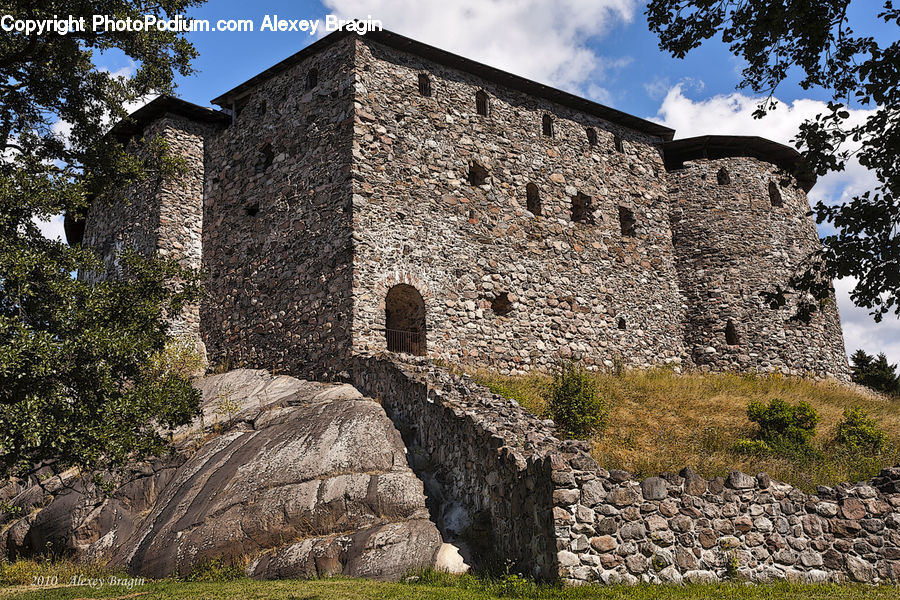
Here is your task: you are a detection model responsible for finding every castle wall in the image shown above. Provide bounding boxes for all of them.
[667,158,849,379]
[349,38,687,373]
[82,115,217,341]
[554,455,900,584]
[200,37,357,380]
[351,355,563,579]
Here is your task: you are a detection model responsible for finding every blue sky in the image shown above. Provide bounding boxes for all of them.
[46,0,899,366]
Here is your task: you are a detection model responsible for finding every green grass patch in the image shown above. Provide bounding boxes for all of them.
[1,574,899,600]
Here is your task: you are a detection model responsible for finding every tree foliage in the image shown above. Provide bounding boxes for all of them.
[646,1,900,322]
[849,348,900,395]
[0,0,205,478]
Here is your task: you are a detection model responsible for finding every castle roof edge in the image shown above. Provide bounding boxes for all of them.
[208,27,676,141]
[662,135,816,191]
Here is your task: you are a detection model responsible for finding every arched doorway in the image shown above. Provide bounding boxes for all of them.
[385,284,426,355]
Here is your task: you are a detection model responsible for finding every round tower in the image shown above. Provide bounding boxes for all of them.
[664,136,849,379]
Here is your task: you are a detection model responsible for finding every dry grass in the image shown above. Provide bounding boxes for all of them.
[470,367,900,492]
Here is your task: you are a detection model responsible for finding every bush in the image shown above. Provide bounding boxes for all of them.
[144,337,206,380]
[732,439,772,455]
[181,557,245,582]
[836,407,888,453]
[547,360,607,439]
[736,398,819,457]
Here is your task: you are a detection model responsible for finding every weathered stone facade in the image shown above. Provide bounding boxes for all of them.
[82,109,225,342]
[80,29,849,380]
[350,40,685,373]
[668,156,848,379]
[199,36,357,380]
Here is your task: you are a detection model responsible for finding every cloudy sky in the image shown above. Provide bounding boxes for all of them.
[42,0,897,365]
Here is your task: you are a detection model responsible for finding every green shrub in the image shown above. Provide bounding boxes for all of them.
[547,360,607,439]
[732,439,771,455]
[736,398,818,457]
[181,557,246,582]
[836,407,888,453]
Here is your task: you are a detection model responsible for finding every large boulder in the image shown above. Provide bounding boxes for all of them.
[2,369,445,580]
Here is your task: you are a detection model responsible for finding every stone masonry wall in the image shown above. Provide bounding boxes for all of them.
[554,463,900,585]
[83,115,220,341]
[349,38,687,374]
[351,355,576,580]
[667,158,849,380]
[352,357,900,585]
[200,36,357,380]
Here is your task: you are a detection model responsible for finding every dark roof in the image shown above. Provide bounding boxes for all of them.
[661,135,816,191]
[211,28,676,141]
[109,96,229,140]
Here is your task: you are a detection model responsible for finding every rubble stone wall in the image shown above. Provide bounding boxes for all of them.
[349,38,687,374]
[554,463,900,585]
[667,157,850,380]
[351,355,571,579]
[351,356,900,585]
[200,36,358,380]
[82,115,220,341]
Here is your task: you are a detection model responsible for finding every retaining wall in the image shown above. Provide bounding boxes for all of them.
[353,356,900,584]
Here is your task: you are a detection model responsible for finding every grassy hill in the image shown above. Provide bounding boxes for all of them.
[470,367,900,492]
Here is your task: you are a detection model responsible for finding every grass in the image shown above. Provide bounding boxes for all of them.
[469,367,900,492]
[1,565,899,600]
[0,558,124,588]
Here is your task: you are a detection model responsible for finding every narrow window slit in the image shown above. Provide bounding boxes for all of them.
[571,192,594,224]
[725,319,740,345]
[542,114,553,137]
[418,74,431,97]
[618,206,636,236]
[468,161,489,186]
[491,292,513,316]
[475,90,488,116]
[526,183,541,216]
[769,181,783,207]
[305,68,318,90]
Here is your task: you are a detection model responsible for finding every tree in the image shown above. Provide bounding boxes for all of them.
[849,349,900,395]
[646,1,900,322]
[0,1,205,478]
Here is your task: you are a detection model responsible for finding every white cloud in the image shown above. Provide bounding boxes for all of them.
[323,0,639,94]
[654,84,871,146]
[33,214,66,242]
[653,84,896,363]
[40,61,151,242]
[834,277,900,368]
[51,61,149,148]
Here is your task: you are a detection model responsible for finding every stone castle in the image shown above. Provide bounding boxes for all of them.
[68,27,849,381]
[40,29,900,587]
